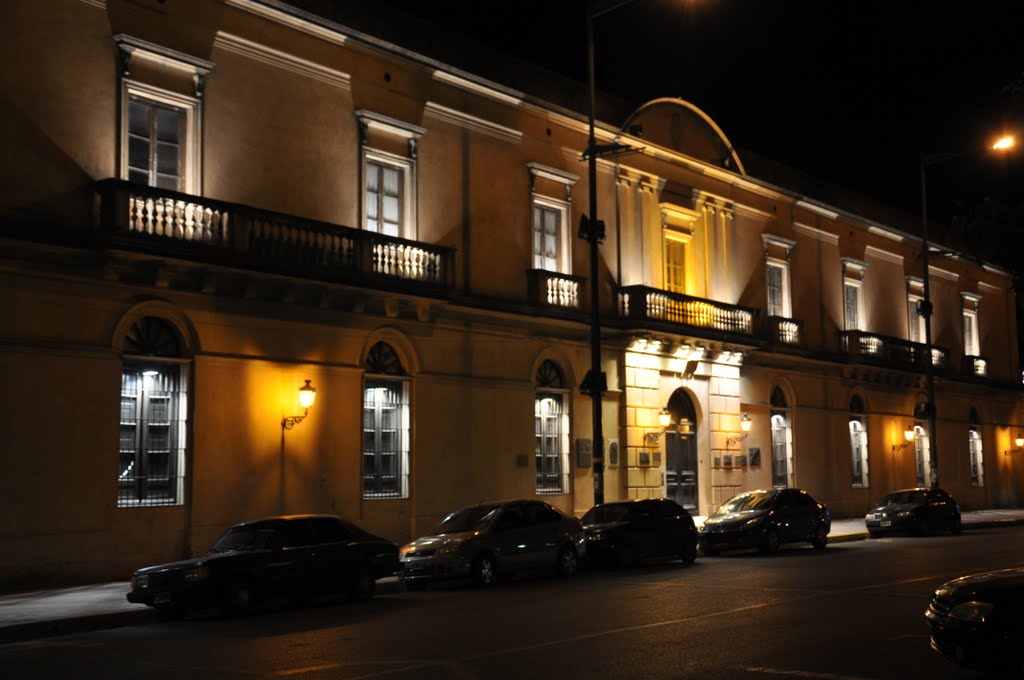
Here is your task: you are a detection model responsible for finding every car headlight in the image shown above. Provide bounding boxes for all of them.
[399,545,417,558]
[183,566,210,582]
[949,601,993,624]
[132,574,148,589]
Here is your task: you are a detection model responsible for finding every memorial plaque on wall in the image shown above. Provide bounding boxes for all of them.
[576,438,593,468]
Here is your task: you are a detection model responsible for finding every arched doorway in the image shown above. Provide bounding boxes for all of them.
[665,389,698,510]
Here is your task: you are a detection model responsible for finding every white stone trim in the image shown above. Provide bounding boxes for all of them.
[213,32,350,90]
[865,245,903,265]
[356,109,427,141]
[868,226,905,243]
[928,265,959,282]
[979,281,1003,294]
[795,200,838,220]
[528,162,579,187]
[793,222,840,245]
[424,102,522,144]
[224,0,348,46]
[431,70,523,106]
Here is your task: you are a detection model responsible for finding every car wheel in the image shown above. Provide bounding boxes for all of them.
[471,553,497,587]
[810,525,828,550]
[760,528,780,554]
[680,538,698,564]
[950,515,962,535]
[557,545,578,577]
[224,582,254,615]
[348,567,376,601]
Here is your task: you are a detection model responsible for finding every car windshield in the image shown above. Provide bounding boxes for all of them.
[717,491,776,514]
[582,504,631,524]
[431,505,500,535]
[880,490,926,505]
[208,524,280,554]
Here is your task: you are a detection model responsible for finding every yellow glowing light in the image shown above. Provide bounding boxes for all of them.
[993,135,1015,151]
[740,413,752,432]
[1015,434,1024,448]
[904,426,915,442]
[298,379,317,409]
[658,408,672,428]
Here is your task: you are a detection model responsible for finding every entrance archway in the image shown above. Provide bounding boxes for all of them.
[665,389,699,510]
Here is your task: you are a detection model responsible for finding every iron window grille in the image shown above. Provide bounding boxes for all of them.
[535,360,569,494]
[362,342,410,499]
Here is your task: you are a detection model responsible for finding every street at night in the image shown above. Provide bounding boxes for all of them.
[5,528,1022,679]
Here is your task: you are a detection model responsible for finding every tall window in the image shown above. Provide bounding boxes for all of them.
[963,310,979,356]
[843,282,862,331]
[849,395,869,487]
[127,96,184,190]
[365,159,402,236]
[362,342,410,499]
[907,278,925,343]
[533,200,567,272]
[914,402,931,488]
[766,261,789,317]
[119,317,188,507]
[770,387,794,488]
[969,408,984,487]
[535,360,570,494]
[664,232,688,294]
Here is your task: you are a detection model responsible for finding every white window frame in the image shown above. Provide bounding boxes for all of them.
[363,148,415,239]
[535,390,570,494]
[849,417,869,488]
[969,427,984,487]
[120,80,201,194]
[361,376,411,500]
[766,257,791,318]
[843,281,863,332]
[963,309,980,357]
[914,423,932,488]
[532,194,571,274]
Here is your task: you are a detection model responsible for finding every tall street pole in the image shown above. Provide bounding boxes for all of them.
[919,154,939,490]
[585,0,605,505]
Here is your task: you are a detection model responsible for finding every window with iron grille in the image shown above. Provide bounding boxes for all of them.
[770,387,793,488]
[849,395,869,487]
[362,342,410,499]
[365,159,402,236]
[535,360,569,494]
[118,316,188,508]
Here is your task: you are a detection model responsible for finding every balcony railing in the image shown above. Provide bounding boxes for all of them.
[527,269,585,311]
[766,316,803,346]
[962,355,988,377]
[619,285,757,338]
[840,330,949,370]
[95,179,454,291]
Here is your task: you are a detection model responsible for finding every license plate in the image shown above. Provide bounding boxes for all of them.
[154,592,172,605]
[881,520,892,527]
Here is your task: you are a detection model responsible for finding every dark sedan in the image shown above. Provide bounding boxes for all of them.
[127,514,398,619]
[582,498,698,568]
[698,488,830,555]
[865,487,961,537]
[398,499,585,588]
[926,568,1024,674]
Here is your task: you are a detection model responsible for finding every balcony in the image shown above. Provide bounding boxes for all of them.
[765,316,803,346]
[619,285,758,340]
[94,179,454,293]
[839,330,949,371]
[527,269,585,313]
[962,355,988,378]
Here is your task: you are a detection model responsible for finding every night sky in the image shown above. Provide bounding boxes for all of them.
[354,0,1024,265]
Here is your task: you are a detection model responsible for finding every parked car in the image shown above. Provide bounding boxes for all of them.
[698,488,830,555]
[398,499,585,588]
[926,567,1024,674]
[126,514,398,619]
[864,487,961,537]
[581,498,698,568]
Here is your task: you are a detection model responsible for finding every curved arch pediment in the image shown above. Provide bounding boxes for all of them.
[622,98,744,175]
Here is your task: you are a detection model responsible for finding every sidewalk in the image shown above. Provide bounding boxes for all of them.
[3,508,1024,645]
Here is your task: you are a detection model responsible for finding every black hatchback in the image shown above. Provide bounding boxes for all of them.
[865,487,961,537]
[581,498,698,568]
[699,488,830,555]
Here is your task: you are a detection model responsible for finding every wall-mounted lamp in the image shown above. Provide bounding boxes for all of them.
[644,408,674,445]
[282,379,317,430]
[892,425,916,453]
[1005,433,1024,457]
[726,413,752,446]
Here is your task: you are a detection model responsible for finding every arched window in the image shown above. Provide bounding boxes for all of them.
[362,342,410,499]
[119,316,189,507]
[849,395,869,487]
[535,360,569,494]
[770,387,793,488]
[969,408,984,487]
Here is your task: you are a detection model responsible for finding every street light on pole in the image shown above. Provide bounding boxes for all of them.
[918,133,1015,490]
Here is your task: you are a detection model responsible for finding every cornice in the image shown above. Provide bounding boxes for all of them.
[793,222,840,245]
[424,102,522,145]
[431,70,523,107]
[224,0,347,46]
[795,200,838,220]
[929,265,959,282]
[865,245,904,266]
[213,32,350,89]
